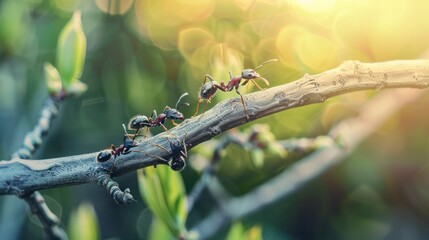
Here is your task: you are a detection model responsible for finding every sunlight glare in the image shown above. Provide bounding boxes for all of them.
[289,0,336,12]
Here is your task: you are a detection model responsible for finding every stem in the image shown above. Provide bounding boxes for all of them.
[8,97,67,240]
[0,60,428,195]
[191,88,425,239]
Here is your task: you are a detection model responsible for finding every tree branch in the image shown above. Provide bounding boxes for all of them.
[1,60,428,196]
[186,130,334,214]
[191,87,426,239]
[7,97,68,240]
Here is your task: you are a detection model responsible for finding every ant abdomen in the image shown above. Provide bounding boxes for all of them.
[170,158,186,171]
[128,115,150,130]
[97,150,112,162]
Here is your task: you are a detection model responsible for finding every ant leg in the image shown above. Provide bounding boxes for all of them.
[181,133,188,158]
[250,79,264,90]
[160,123,180,140]
[127,127,147,141]
[150,140,171,153]
[198,100,209,120]
[235,88,249,119]
[242,79,264,91]
[193,97,202,117]
[110,144,116,152]
[130,126,141,140]
[140,127,149,139]
[144,153,170,164]
[193,74,213,117]
[229,70,233,80]
[144,133,172,154]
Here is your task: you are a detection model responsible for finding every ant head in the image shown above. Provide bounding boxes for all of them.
[165,92,189,120]
[128,115,150,130]
[241,69,260,80]
[242,59,278,80]
[165,107,184,120]
[200,81,218,100]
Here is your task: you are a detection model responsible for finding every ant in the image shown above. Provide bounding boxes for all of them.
[128,93,189,139]
[97,125,138,162]
[193,59,278,118]
[169,137,188,171]
[149,134,188,171]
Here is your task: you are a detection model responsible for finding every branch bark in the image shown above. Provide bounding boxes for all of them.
[192,87,425,239]
[1,60,428,195]
[6,97,68,239]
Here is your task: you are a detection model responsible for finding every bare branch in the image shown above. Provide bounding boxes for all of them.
[24,191,68,240]
[191,87,426,239]
[96,174,136,204]
[0,60,428,195]
[7,97,67,240]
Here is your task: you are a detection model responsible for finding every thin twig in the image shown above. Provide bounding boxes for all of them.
[187,132,244,212]
[9,97,67,240]
[186,131,335,213]
[24,191,68,240]
[0,60,428,195]
[96,174,136,204]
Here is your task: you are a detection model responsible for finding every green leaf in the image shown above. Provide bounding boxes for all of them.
[138,166,187,238]
[66,80,88,96]
[245,225,263,240]
[266,142,288,159]
[250,149,265,167]
[149,218,176,240]
[227,222,263,240]
[68,203,99,240]
[44,62,62,95]
[226,222,246,240]
[56,10,86,89]
[0,1,27,52]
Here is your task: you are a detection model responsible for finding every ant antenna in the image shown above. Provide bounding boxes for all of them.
[122,124,133,139]
[122,124,128,135]
[253,59,278,71]
[123,123,140,141]
[175,92,190,110]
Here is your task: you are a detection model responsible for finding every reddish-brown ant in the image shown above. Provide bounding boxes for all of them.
[128,93,189,139]
[97,125,138,162]
[193,59,277,118]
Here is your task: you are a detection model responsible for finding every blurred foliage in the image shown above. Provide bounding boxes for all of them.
[226,222,263,240]
[55,10,87,95]
[137,165,188,238]
[68,203,99,240]
[0,0,428,239]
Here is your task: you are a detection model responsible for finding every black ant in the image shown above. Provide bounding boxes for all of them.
[169,137,188,171]
[97,125,138,162]
[128,93,189,139]
[193,59,277,118]
[149,134,188,171]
